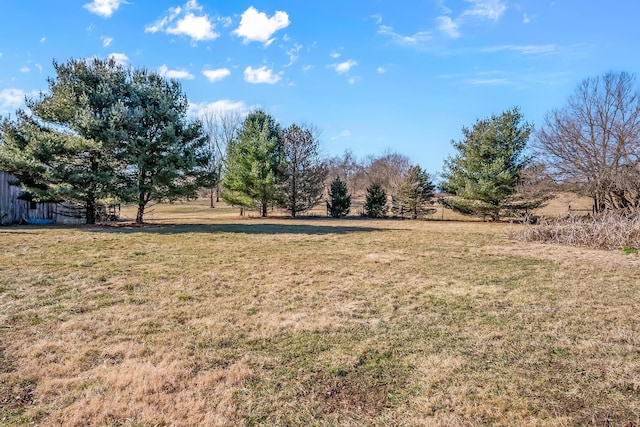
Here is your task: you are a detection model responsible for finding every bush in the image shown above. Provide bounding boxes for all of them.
[512,210,640,249]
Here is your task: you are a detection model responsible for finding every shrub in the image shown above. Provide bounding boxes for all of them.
[512,210,640,249]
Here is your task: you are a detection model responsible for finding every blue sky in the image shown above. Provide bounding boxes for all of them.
[1,1,639,175]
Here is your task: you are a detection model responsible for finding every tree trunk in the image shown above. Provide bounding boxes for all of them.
[261,202,267,217]
[291,177,296,218]
[136,192,146,224]
[210,187,214,208]
[136,206,144,224]
[86,162,98,225]
[85,197,96,225]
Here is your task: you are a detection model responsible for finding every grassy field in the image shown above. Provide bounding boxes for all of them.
[1,200,639,426]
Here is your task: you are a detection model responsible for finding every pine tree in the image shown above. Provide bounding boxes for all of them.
[0,58,129,224]
[327,176,351,218]
[391,165,435,219]
[281,123,327,217]
[364,182,388,218]
[440,107,534,221]
[119,69,206,224]
[0,58,207,224]
[222,110,285,217]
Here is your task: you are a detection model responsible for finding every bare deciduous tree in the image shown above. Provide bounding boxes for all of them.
[364,151,411,196]
[200,110,241,207]
[326,150,411,198]
[326,150,367,197]
[536,71,640,211]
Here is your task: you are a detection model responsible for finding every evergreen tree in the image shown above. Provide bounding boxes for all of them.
[364,182,388,218]
[391,165,435,219]
[119,69,207,224]
[440,107,534,221]
[0,58,129,224]
[0,58,207,224]
[281,123,327,217]
[327,176,351,218]
[222,110,285,217]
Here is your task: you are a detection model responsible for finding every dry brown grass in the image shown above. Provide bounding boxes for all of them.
[1,200,639,426]
[514,210,640,250]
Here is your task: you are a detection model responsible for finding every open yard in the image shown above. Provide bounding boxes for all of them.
[1,201,639,426]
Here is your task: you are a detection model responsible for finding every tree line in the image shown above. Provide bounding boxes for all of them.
[2,58,640,224]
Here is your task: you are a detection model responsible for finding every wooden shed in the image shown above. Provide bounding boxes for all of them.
[0,172,85,225]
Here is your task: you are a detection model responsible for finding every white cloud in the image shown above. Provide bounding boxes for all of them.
[158,65,194,80]
[146,0,219,42]
[463,0,507,21]
[168,13,218,41]
[189,99,250,117]
[244,66,281,84]
[329,50,342,59]
[378,25,432,46]
[285,44,302,67]
[35,64,43,74]
[20,67,30,73]
[108,52,129,66]
[482,44,556,55]
[40,37,46,43]
[377,67,387,74]
[218,16,233,28]
[330,59,357,74]
[302,65,312,72]
[202,68,231,82]
[83,0,127,18]
[437,16,461,38]
[438,0,453,14]
[0,88,27,112]
[233,6,290,44]
[348,77,360,85]
[102,36,113,47]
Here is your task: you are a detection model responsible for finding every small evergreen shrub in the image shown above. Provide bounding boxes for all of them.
[327,177,351,218]
[364,183,388,218]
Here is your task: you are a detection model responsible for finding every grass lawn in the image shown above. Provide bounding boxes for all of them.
[1,200,639,426]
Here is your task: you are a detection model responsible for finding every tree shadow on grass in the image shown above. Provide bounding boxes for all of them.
[83,221,398,235]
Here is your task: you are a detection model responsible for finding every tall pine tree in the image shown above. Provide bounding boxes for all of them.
[119,69,206,224]
[281,123,327,217]
[391,165,435,219]
[0,58,207,224]
[222,110,285,217]
[440,107,534,221]
[0,58,129,224]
